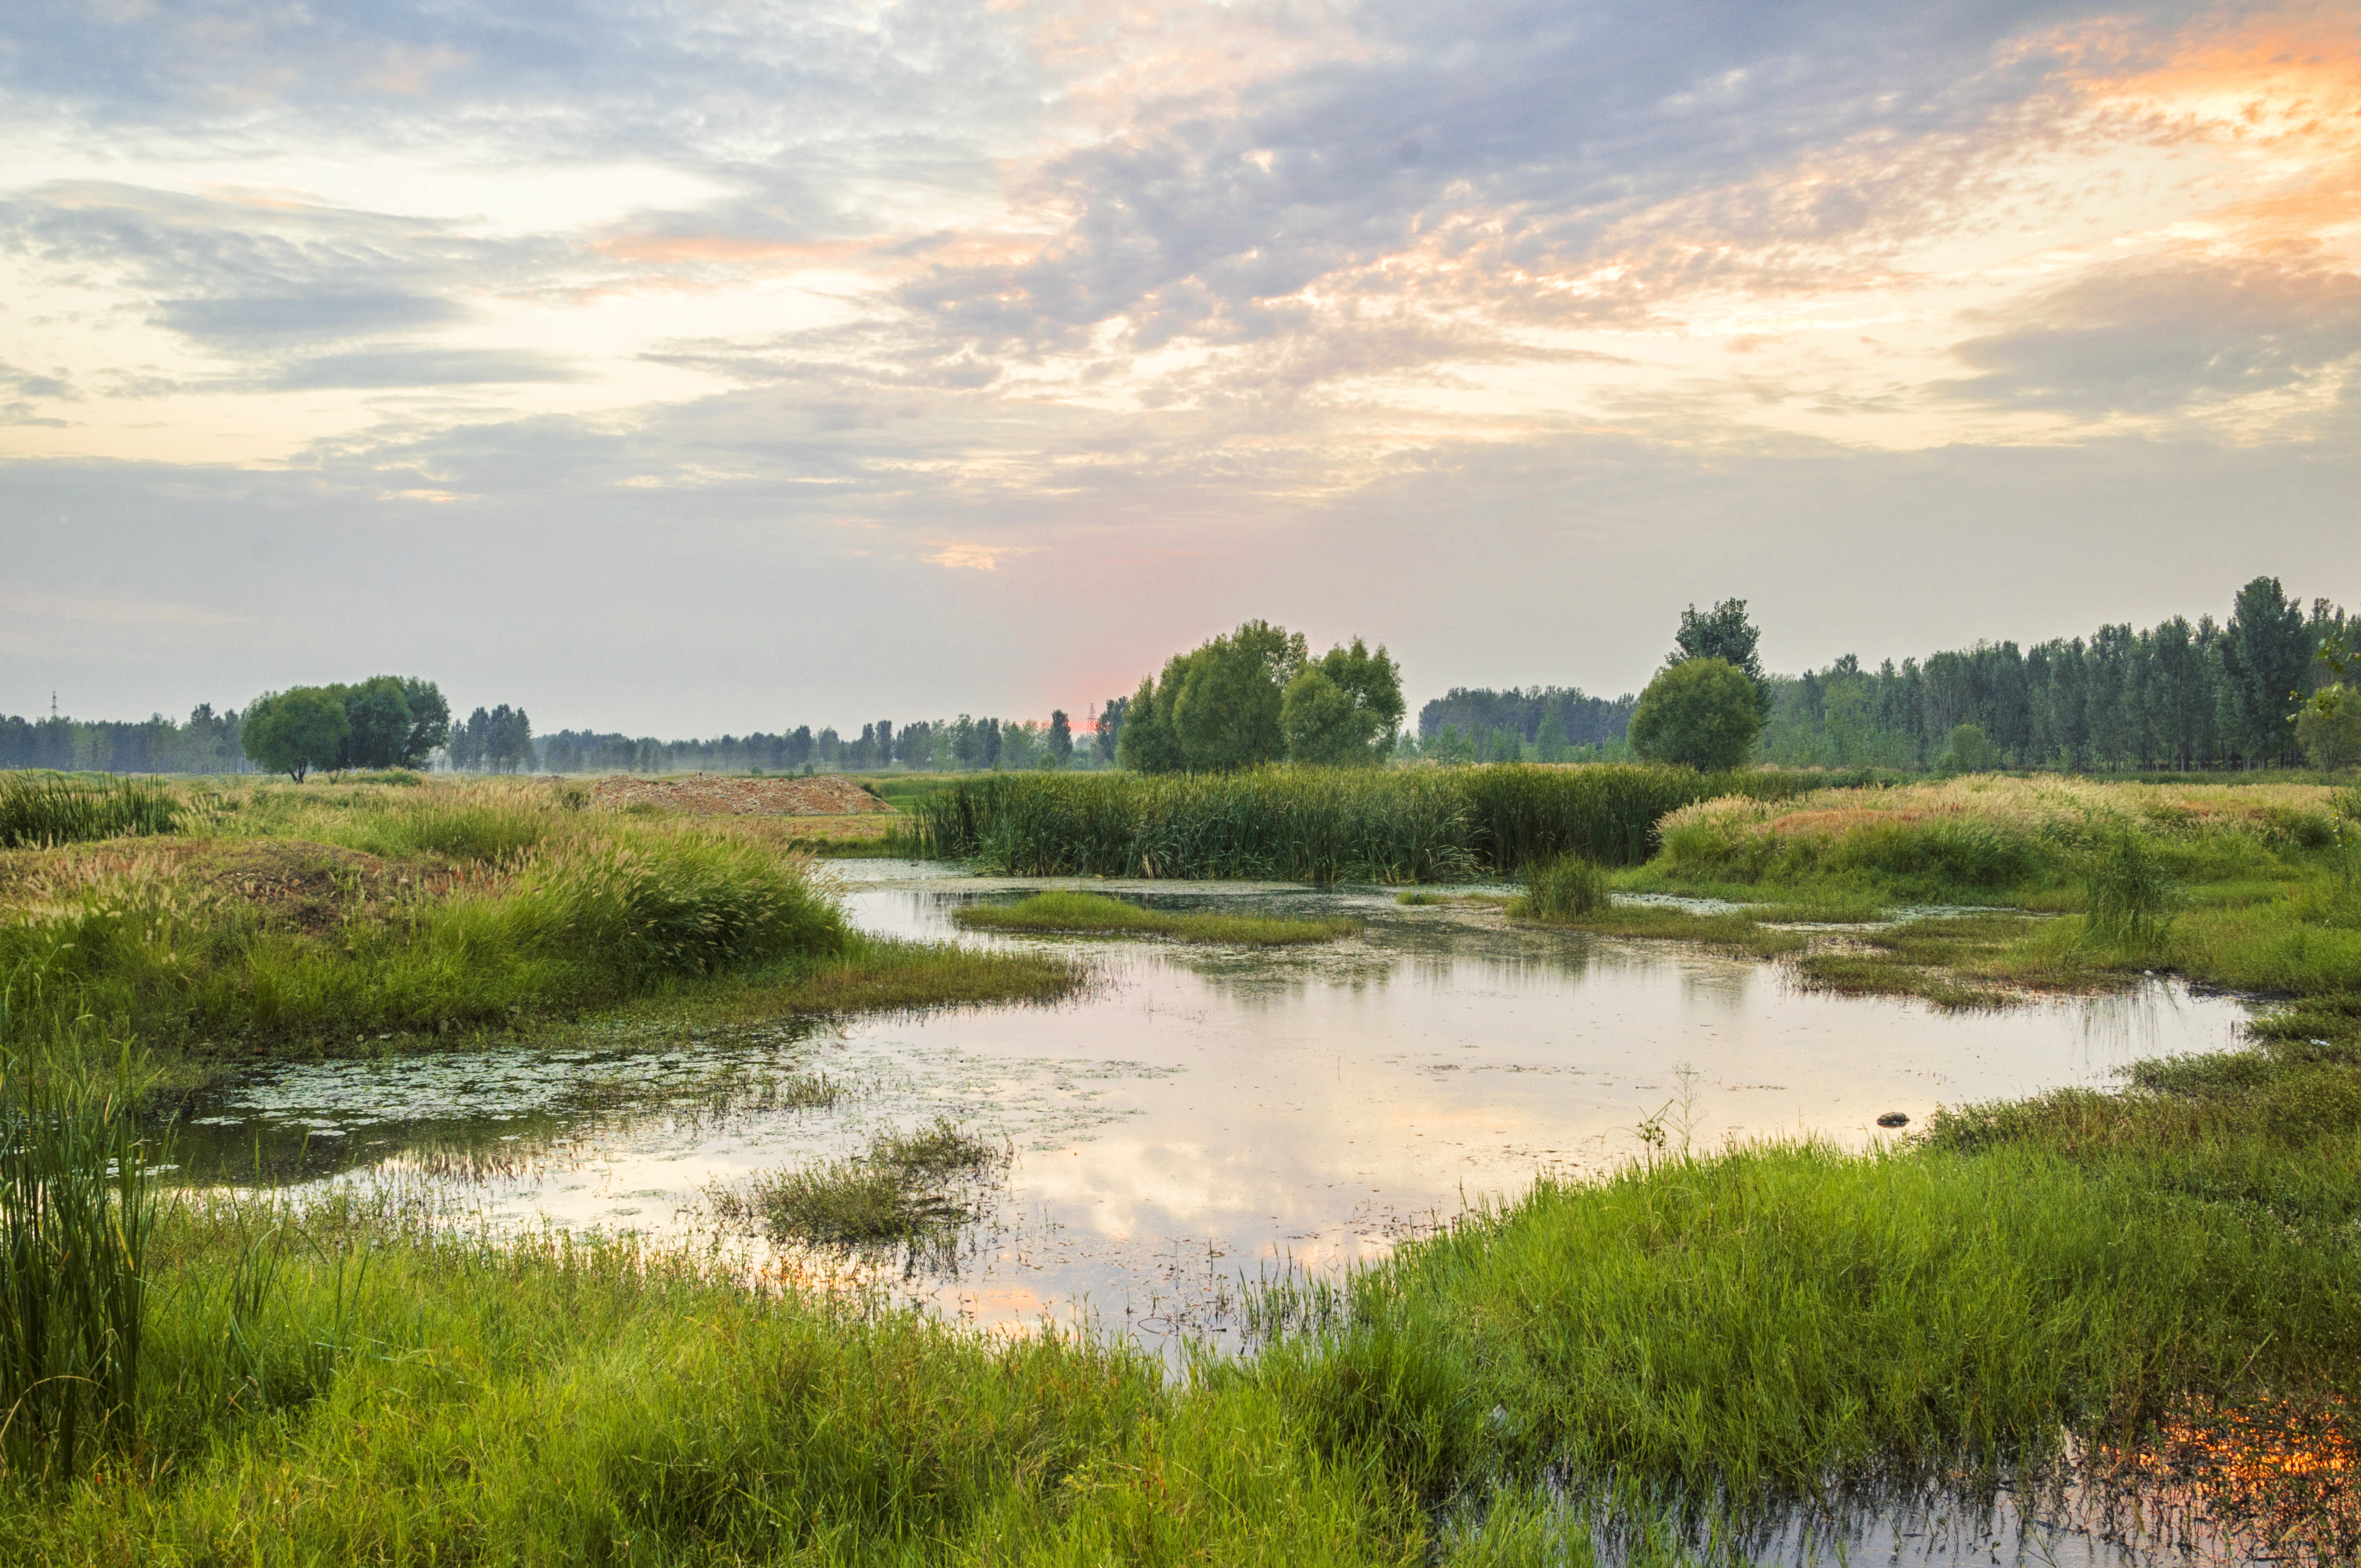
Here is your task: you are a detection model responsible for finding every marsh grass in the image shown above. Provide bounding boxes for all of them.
[715,1118,1009,1245]
[1512,855,1608,920]
[2077,829,2181,953]
[0,777,178,851]
[953,891,1360,946]
[0,1004,161,1484]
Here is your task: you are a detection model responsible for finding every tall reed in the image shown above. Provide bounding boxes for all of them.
[911,765,1808,882]
[2079,830,2180,952]
[0,776,179,850]
[0,999,161,1483]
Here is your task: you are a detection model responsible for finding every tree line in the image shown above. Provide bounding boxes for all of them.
[1418,577,2355,773]
[1762,576,2353,771]
[534,712,1104,775]
[0,706,255,774]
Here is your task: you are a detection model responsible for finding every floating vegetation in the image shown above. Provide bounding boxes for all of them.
[953,890,1359,946]
[714,1118,1008,1245]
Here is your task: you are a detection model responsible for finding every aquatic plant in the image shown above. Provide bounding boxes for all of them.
[0,776,179,850]
[1517,855,1608,919]
[717,1117,1006,1244]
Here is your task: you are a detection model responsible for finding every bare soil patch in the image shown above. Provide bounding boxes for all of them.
[590,774,893,817]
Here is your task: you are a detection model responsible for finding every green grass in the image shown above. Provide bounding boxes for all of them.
[909,765,1825,882]
[0,784,1085,1083]
[1509,854,1607,920]
[952,890,1361,946]
[714,1118,1007,1245]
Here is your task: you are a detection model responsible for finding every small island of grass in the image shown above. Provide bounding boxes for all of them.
[953,889,1359,946]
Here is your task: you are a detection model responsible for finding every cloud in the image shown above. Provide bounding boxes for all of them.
[156,291,468,347]
[1941,256,2361,416]
[271,345,583,389]
[924,543,1038,571]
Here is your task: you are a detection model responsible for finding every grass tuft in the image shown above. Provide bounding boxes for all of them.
[715,1118,1007,1244]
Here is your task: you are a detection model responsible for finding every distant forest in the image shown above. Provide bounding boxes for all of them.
[0,707,255,774]
[1417,577,2351,772]
[534,712,1113,775]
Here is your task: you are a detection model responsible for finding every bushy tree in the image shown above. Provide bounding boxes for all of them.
[1120,623,1398,772]
[1047,710,1074,765]
[1628,658,1761,771]
[1670,599,1772,718]
[242,688,350,781]
[1171,621,1304,770]
[397,678,450,767]
[336,676,413,770]
[1933,723,2001,775]
[2296,699,2361,771]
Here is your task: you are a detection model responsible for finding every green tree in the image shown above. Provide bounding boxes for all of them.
[1628,659,1762,771]
[2295,700,2361,771]
[1047,710,1074,766]
[2221,576,2311,766]
[1933,723,2001,775]
[336,676,414,770]
[1536,709,1569,763]
[1116,672,1184,772]
[242,688,350,781]
[1279,668,1363,765]
[1669,599,1772,718]
[398,678,450,767]
[1172,621,1306,770]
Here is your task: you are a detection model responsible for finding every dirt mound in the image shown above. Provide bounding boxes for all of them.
[589,774,894,817]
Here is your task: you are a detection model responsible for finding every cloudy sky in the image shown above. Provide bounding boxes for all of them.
[3,0,2356,734]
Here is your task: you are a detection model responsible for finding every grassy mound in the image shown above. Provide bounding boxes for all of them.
[954,890,1360,946]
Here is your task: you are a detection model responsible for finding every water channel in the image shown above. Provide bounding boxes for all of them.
[170,861,2283,1564]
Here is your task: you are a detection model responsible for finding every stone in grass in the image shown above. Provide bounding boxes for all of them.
[1875,1111,1910,1128]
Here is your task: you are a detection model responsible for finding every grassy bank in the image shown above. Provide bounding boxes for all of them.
[1576,774,2361,1007]
[908,764,1874,882]
[954,890,1362,946]
[4,1026,2355,1560]
[0,776,1078,1082]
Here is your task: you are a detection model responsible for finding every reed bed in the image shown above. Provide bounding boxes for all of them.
[0,777,178,850]
[911,765,1816,882]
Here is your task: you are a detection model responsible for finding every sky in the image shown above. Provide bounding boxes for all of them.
[3,0,2357,735]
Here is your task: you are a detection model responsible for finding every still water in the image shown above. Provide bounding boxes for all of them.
[177,860,2252,1346]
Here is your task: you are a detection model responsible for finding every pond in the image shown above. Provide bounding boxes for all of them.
[174,860,2251,1349]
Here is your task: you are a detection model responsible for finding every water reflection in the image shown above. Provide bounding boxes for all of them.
[174,861,2256,1350]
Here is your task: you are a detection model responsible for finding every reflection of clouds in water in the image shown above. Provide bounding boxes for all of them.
[181,862,2258,1346]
